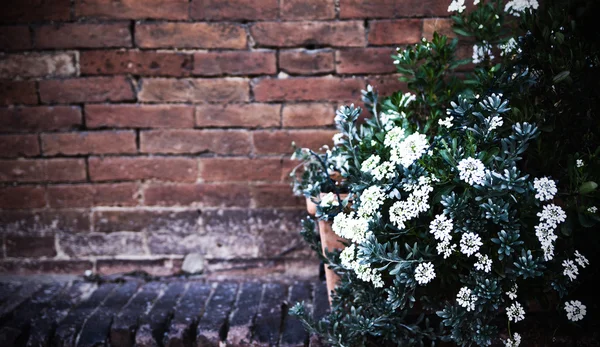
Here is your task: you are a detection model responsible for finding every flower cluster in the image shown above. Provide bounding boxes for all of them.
[332,212,370,244]
[535,203,567,261]
[390,132,429,168]
[414,262,436,285]
[504,0,539,16]
[457,158,486,186]
[456,287,477,312]
[506,302,525,323]
[389,180,433,229]
[340,245,384,288]
[460,232,483,257]
[357,186,386,218]
[504,332,522,347]
[533,177,557,201]
[565,300,587,322]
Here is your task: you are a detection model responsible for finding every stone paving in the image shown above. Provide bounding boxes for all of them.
[0,275,329,347]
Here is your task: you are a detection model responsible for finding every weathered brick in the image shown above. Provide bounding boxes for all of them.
[253,130,336,154]
[140,129,251,155]
[396,0,449,17]
[251,184,304,208]
[423,18,456,40]
[35,23,132,49]
[60,232,145,257]
[248,209,307,258]
[0,210,90,234]
[89,156,197,182]
[368,19,423,45]
[312,282,329,320]
[39,77,135,104]
[164,282,212,347]
[200,210,262,258]
[98,259,181,276]
[196,282,238,346]
[199,157,283,182]
[253,77,364,102]
[0,106,82,132]
[86,104,194,129]
[0,26,32,51]
[0,134,40,157]
[0,52,77,79]
[339,0,396,18]
[80,50,193,76]
[281,0,336,20]
[41,131,137,156]
[0,282,43,323]
[0,158,86,183]
[191,0,278,20]
[282,103,335,127]
[143,183,250,207]
[0,259,93,275]
[138,78,249,103]
[251,21,366,47]
[0,186,46,209]
[0,0,70,23]
[253,283,287,345]
[75,0,189,20]
[0,81,37,105]
[47,183,139,208]
[281,282,312,345]
[135,282,185,346]
[336,48,396,74]
[195,104,280,128]
[193,51,276,76]
[136,23,247,49]
[279,49,335,75]
[367,74,408,96]
[6,235,56,258]
[227,282,262,346]
[93,210,200,233]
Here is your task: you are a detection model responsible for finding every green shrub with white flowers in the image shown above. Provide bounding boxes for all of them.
[290,0,599,345]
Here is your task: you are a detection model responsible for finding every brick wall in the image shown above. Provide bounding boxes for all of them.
[0,0,453,277]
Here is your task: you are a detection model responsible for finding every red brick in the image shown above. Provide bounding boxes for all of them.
[136,23,247,49]
[0,186,46,209]
[336,48,396,74]
[60,233,144,256]
[0,26,32,51]
[41,131,137,156]
[138,78,249,103]
[199,158,283,182]
[339,0,396,19]
[396,0,449,17]
[93,210,199,233]
[423,18,456,40]
[282,103,334,128]
[251,184,304,208]
[0,134,40,157]
[80,50,193,77]
[253,77,364,102]
[0,106,82,132]
[253,130,336,154]
[0,260,94,275]
[251,21,366,48]
[140,130,251,155]
[0,0,70,23]
[0,210,90,234]
[35,23,132,49]
[195,104,280,128]
[0,81,38,106]
[0,159,86,183]
[368,20,423,45]
[367,74,408,96]
[89,156,197,182]
[193,51,276,76]
[96,259,180,276]
[39,77,135,104]
[144,183,251,207]
[191,0,278,20]
[75,0,189,20]
[280,0,336,20]
[86,104,194,129]
[6,236,56,258]
[279,50,334,75]
[0,52,77,79]
[47,183,139,208]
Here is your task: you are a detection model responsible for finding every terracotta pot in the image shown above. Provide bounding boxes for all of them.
[306,197,318,216]
[318,219,348,305]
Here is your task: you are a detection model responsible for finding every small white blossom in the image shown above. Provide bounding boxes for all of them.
[354,263,385,288]
[384,127,407,148]
[473,0,480,4]
[439,116,454,128]
[457,158,486,186]
[448,0,466,13]
[533,177,557,201]
[333,133,344,145]
[332,212,370,244]
[460,232,483,257]
[456,287,477,311]
[472,42,494,64]
[537,204,567,228]
[381,110,402,131]
[504,333,522,347]
[436,241,457,259]
[588,206,597,213]
[506,302,525,323]
[505,0,539,16]
[319,192,339,208]
[576,159,584,168]
[340,244,357,269]
[389,182,433,229]
[358,186,386,218]
[429,214,454,242]
[399,92,417,108]
[565,300,586,322]
[390,132,429,168]
[372,161,395,181]
[506,283,518,300]
[574,250,589,269]
[487,115,504,133]
[541,242,555,262]
[562,259,579,281]
[414,262,436,285]
[499,37,521,56]
[361,155,381,174]
[474,253,492,273]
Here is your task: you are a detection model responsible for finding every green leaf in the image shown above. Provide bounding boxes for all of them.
[552,70,570,83]
[579,181,598,194]
[452,28,473,37]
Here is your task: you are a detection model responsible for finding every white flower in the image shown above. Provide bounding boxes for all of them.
[504,333,522,347]
[474,253,492,273]
[414,262,436,285]
[473,0,480,4]
[319,192,339,208]
[565,300,586,322]
[399,92,417,108]
[487,115,504,133]
[332,212,370,244]
[576,159,584,168]
[390,132,429,168]
[533,177,557,201]
[505,0,539,16]
[537,204,567,228]
[588,206,597,213]
[361,155,381,173]
[333,133,344,145]
[358,186,386,218]
[541,242,555,262]
[436,241,457,259]
[574,250,589,268]
[472,42,494,64]
[372,161,395,181]
[384,127,406,148]
[506,283,518,300]
[456,287,477,311]
[448,0,466,13]
[389,182,433,229]
[499,37,521,56]
[460,232,483,257]
[439,116,454,128]
[340,244,357,269]
[429,214,454,242]
[355,263,384,288]
[457,158,486,186]
[562,259,579,281]
[506,302,525,323]
[381,110,402,131]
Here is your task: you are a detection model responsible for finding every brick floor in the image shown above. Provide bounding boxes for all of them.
[0,276,327,347]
